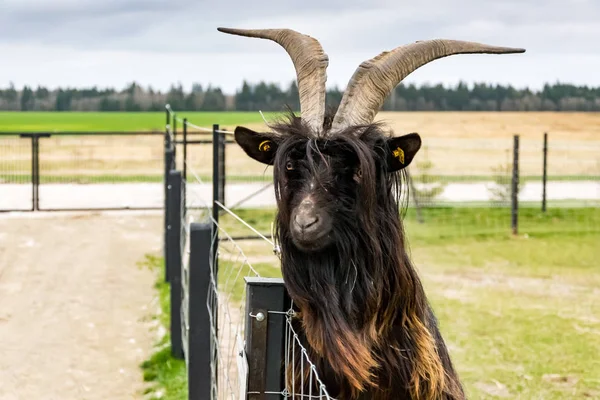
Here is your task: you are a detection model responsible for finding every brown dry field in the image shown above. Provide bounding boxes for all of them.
[2,112,599,178]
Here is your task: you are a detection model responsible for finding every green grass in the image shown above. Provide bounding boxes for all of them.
[219,207,600,399]
[412,232,600,399]
[0,111,280,132]
[138,254,187,400]
[141,207,600,399]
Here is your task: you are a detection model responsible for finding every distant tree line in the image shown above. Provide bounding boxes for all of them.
[1,81,600,112]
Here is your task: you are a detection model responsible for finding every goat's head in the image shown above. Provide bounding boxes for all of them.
[233,119,422,252]
[218,27,525,252]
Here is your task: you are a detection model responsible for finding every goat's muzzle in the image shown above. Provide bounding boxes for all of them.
[290,199,332,251]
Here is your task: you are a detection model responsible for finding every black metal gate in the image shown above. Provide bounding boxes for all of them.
[0,131,165,212]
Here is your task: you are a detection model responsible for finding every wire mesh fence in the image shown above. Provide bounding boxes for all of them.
[0,134,32,211]
[282,310,334,399]
[0,132,166,211]
[401,135,600,237]
[159,106,600,399]
[169,128,335,398]
[37,133,164,210]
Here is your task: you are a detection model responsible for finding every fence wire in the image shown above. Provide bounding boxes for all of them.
[281,309,334,399]
[176,154,333,399]
[0,135,32,211]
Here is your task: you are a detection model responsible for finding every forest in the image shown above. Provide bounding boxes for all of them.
[1,80,599,112]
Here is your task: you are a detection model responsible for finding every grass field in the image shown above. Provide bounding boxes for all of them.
[1,111,599,183]
[143,207,600,400]
[2,111,600,141]
[0,111,280,133]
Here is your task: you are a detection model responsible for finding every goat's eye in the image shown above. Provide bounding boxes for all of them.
[286,161,294,171]
[354,168,363,181]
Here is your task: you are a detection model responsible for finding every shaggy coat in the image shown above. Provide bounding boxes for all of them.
[235,111,465,400]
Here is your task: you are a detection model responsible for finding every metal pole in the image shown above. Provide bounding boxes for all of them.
[164,107,172,281]
[511,135,519,235]
[19,133,50,212]
[172,113,177,166]
[183,118,188,209]
[219,131,226,207]
[33,136,40,211]
[245,277,291,398]
[211,123,220,394]
[542,132,548,213]
[167,170,184,359]
[187,222,213,400]
[30,135,36,211]
[212,124,220,231]
[173,113,177,143]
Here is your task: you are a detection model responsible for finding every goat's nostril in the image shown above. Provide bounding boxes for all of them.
[295,214,319,230]
[306,215,318,228]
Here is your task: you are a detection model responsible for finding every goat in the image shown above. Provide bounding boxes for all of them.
[218,27,525,399]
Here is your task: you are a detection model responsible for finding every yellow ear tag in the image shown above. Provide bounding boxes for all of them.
[392,147,405,164]
[259,140,272,152]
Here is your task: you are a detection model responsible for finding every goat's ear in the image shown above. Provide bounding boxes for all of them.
[234,126,279,165]
[385,133,422,172]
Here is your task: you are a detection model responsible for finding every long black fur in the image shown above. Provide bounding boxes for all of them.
[246,110,464,399]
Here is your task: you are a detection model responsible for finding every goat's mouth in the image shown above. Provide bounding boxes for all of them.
[291,231,333,252]
[289,215,333,252]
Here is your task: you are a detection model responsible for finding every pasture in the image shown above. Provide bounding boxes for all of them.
[143,207,600,400]
[2,111,599,186]
[1,110,599,399]
[2,111,600,141]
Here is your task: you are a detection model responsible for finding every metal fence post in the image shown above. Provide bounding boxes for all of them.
[164,146,175,283]
[542,132,548,213]
[19,133,50,212]
[511,135,520,235]
[211,124,221,277]
[219,131,226,207]
[213,124,225,211]
[167,170,184,359]
[188,222,213,400]
[183,118,188,209]
[245,277,291,399]
[32,135,39,211]
[164,108,173,281]
[211,123,221,396]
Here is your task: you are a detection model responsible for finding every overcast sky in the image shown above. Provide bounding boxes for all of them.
[2,0,599,93]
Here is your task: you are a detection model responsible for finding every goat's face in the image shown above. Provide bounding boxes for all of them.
[233,122,422,252]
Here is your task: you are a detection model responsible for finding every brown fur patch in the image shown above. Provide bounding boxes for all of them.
[404,314,459,400]
[302,311,378,396]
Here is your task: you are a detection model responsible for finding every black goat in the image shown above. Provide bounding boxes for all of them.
[219,27,524,399]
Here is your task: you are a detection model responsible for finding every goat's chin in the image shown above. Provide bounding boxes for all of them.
[290,233,333,253]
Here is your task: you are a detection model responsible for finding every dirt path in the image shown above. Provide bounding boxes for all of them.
[0,211,163,400]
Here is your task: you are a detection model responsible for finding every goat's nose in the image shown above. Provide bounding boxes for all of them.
[295,212,319,231]
[294,200,319,231]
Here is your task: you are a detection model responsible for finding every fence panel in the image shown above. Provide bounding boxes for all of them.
[0,134,32,211]
[403,137,514,238]
[520,137,600,235]
[36,132,164,210]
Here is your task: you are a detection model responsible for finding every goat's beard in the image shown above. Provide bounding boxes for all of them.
[276,206,410,397]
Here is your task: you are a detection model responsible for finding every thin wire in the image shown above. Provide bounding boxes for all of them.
[214,200,275,247]
[185,119,234,136]
[166,104,247,136]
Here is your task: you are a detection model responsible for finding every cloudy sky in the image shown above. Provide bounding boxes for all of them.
[2,0,599,93]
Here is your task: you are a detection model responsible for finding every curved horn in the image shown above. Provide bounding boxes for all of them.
[217,27,329,133]
[331,39,525,131]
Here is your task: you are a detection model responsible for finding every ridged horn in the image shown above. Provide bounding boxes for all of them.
[217,27,329,134]
[331,39,525,131]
